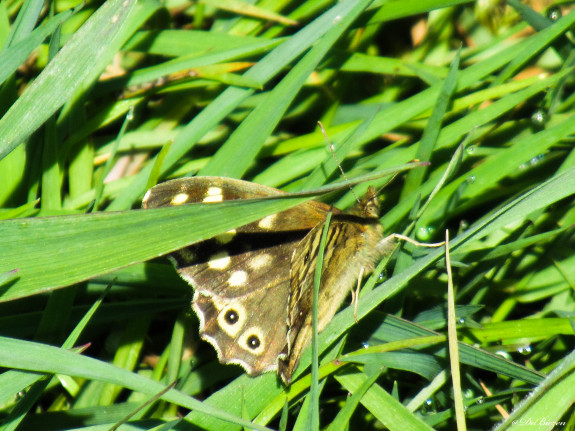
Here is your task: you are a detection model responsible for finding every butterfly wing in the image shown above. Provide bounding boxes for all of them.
[143,177,331,376]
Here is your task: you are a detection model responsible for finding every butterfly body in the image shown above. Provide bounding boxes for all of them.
[142,177,392,383]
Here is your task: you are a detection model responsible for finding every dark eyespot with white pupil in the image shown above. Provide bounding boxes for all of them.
[247,334,261,349]
[224,309,239,325]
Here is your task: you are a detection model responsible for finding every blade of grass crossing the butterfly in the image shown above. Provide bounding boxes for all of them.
[108,0,373,210]
[0,193,318,302]
[326,369,382,431]
[253,336,348,427]
[445,231,467,431]
[310,210,333,430]
[199,0,373,178]
[401,49,460,200]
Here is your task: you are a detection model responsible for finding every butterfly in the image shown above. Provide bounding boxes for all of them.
[142,176,395,383]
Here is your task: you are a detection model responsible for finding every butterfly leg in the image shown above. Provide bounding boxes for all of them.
[391,233,445,248]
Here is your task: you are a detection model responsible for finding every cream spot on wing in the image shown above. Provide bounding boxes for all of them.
[216,229,236,244]
[203,187,223,203]
[258,214,277,230]
[171,193,189,205]
[248,253,272,270]
[239,327,265,355]
[228,270,247,286]
[218,303,246,337]
[208,251,231,269]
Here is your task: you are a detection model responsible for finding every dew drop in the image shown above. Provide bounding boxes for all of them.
[547,7,562,21]
[531,109,546,126]
[362,342,370,349]
[530,154,545,166]
[417,226,432,241]
[466,145,476,155]
[126,105,135,121]
[476,397,484,405]
[458,317,466,324]
[466,175,476,184]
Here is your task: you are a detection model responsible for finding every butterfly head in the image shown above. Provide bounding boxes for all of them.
[349,186,380,219]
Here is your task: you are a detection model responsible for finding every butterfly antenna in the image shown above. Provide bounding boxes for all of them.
[318,121,360,203]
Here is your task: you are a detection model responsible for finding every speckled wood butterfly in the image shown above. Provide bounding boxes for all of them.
[142,176,395,383]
